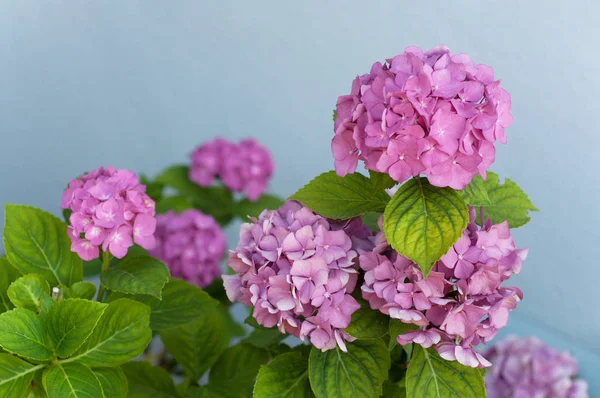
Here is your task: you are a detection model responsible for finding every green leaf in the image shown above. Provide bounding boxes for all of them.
[234,194,285,219]
[369,170,397,191]
[183,386,207,398]
[155,196,194,214]
[140,174,164,202]
[292,171,391,219]
[43,363,103,398]
[67,282,97,300]
[406,346,486,398]
[121,361,178,398]
[7,274,50,312]
[243,327,287,349]
[160,307,228,381]
[0,259,22,314]
[459,175,491,206]
[47,299,108,358]
[93,367,127,398]
[207,343,269,398]
[361,212,381,232]
[308,339,390,398]
[0,308,52,361]
[83,259,102,278]
[344,299,389,340]
[381,380,406,397]
[388,320,418,351]
[383,178,469,278]
[3,205,83,286]
[68,298,152,367]
[254,351,314,398]
[100,255,170,299]
[478,171,538,228]
[0,353,42,398]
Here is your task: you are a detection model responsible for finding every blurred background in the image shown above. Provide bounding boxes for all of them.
[0,0,598,393]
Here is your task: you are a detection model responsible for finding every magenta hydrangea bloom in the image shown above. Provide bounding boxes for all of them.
[149,209,227,288]
[483,336,588,398]
[61,167,157,261]
[360,207,527,368]
[224,201,374,352]
[189,138,274,201]
[332,45,513,189]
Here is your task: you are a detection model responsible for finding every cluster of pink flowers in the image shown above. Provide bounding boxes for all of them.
[360,207,527,368]
[332,45,512,189]
[189,138,274,201]
[60,167,157,260]
[483,336,588,398]
[224,201,375,352]
[149,210,227,288]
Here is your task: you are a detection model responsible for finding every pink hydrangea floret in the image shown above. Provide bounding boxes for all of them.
[149,209,227,288]
[224,200,374,352]
[360,207,527,368]
[332,45,512,189]
[60,167,157,261]
[190,138,274,201]
[483,336,588,398]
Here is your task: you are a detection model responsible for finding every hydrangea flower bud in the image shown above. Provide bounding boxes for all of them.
[149,209,227,288]
[60,167,157,260]
[190,138,274,201]
[332,45,512,189]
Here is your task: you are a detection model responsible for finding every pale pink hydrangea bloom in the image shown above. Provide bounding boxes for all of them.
[332,45,513,189]
[61,167,157,261]
[360,207,527,368]
[149,210,227,288]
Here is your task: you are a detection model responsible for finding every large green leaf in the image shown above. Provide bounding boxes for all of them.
[121,361,178,398]
[405,346,486,398]
[0,259,22,314]
[7,274,50,313]
[477,172,538,228]
[383,177,468,278]
[100,255,170,299]
[308,339,390,398]
[160,307,228,381]
[292,171,390,219]
[93,367,127,398]
[47,299,108,358]
[254,351,314,398]
[344,299,389,340]
[368,170,397,191]
[234,194,285,219]
[0,354,42,398]
[43,363,103,398]
[3,205,82,286]
[0,308,52,361]
[207,343,269,398]
[67,298,151,367]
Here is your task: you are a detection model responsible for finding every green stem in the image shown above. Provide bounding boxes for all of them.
[95,251,111,302]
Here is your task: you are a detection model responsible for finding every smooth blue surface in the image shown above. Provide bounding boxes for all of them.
[0,0,598,392]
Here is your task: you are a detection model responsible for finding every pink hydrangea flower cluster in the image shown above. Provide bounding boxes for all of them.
[60,167,157,261]
[483,336,588,398]
[189,138,274,201]
[332,45,512,189]
[360,207,527,368]
[224,201,375,352]
[149,210,227,288]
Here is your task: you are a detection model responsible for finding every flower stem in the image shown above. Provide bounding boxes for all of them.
[479,206,485,225]
[95,251,111,302]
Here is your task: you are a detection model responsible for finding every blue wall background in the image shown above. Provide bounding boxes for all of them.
[1,0,598,393]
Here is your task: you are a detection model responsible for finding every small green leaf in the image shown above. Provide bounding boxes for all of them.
[155,196,194,214]
[100,255,170,299]
[47,299,108,358]
[254,351,314,398]
[67,282,97,300]
[383,178,468,278]
[344,299,389,340]
[0,259,22,314]
[207,343,269,398]
[388,319,419,351]
[369,170,397,191]
[93,367,128,398]
[406,346,486,398]
[0,308,52,361]
[121,361,178,398]
[243,327,287,349]
[478,171,538,228]
[234,194,285,219]
[43,363,103,398]
[308,339,390,398]
[459,175,491,206]
[361,212,381,232]
[160,307,228,381]
[3,205,83,286]
[0,353,42,398]
[68,298,152,367]
[83,259,102,278]
[7,274,50,312]
[292,171,391,219]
